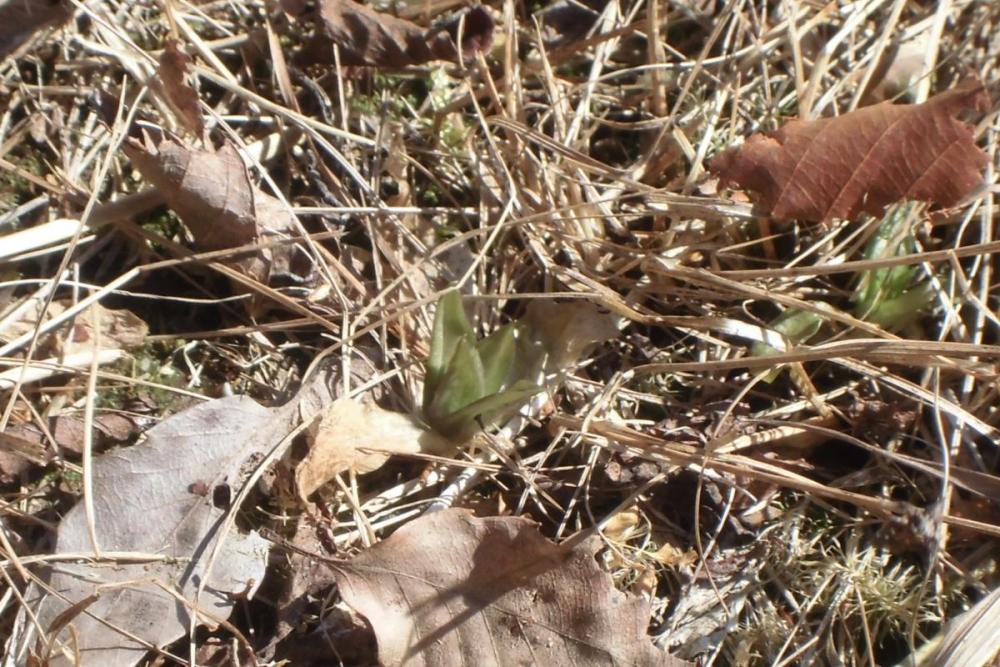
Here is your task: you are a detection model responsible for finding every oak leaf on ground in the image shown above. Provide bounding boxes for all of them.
[332,508,689,666]
[709,81,990,222]
[26,396,280,667]
[15,366,342,666]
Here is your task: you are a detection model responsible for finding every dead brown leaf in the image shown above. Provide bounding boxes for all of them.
[333,508,689,666]
[23,395,286,666]
[155,40,204,137]
[539,0,602,47]
[18,362,344,666]
[0,412,139,481]
[431,5,494,62]
[295,397,451,498]
[272,515,378,666]
[286,0,493,68]
[1,301,147,356]
[518,299,619,375]
[124,135,311,285]
[0,429,50,481]
[0,0,72,59]
[65,303,147,354]
[709,81,990,222]
[5,412,138,457]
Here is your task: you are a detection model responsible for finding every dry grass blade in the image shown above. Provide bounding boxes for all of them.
[924,585,1000,667]
[1,0,998,665]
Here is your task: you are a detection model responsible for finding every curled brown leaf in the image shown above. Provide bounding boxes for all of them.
[286,0,493,68]
[155,40,204,137]
[295,398,451,499]
[709,81,990,222]
[124,135,311,285]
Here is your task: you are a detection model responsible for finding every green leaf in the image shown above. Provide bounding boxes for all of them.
[421,293,570,440]
[853,200,926,321]
[424,290,475,408]
[854,259,920,319]
[751,308,823,358]
[476,324,515,395]
[861,283,934,329]
[432,380,542,438]
[427,335,486,426]
[751,308,824,383]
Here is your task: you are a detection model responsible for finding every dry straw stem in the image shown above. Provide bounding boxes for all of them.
[0,350,123,391]
[923,584,1000,667]
[1,0,999,665]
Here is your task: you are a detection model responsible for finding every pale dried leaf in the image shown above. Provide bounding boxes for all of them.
[603,508,641,543]
[861,31,932,103]
[520,299,619,374]
[709,81,990,222]
[334,508,689,666]
[296,397,451,498]
[27,395,287,667]
[651,541,698,569]
[124,136,309,285]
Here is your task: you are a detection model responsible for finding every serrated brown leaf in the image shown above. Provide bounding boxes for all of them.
[155,40,204,137]
[286,0,493,68]
[709,81,990,222]
[334,509,689,666]
[124,135,309,285]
